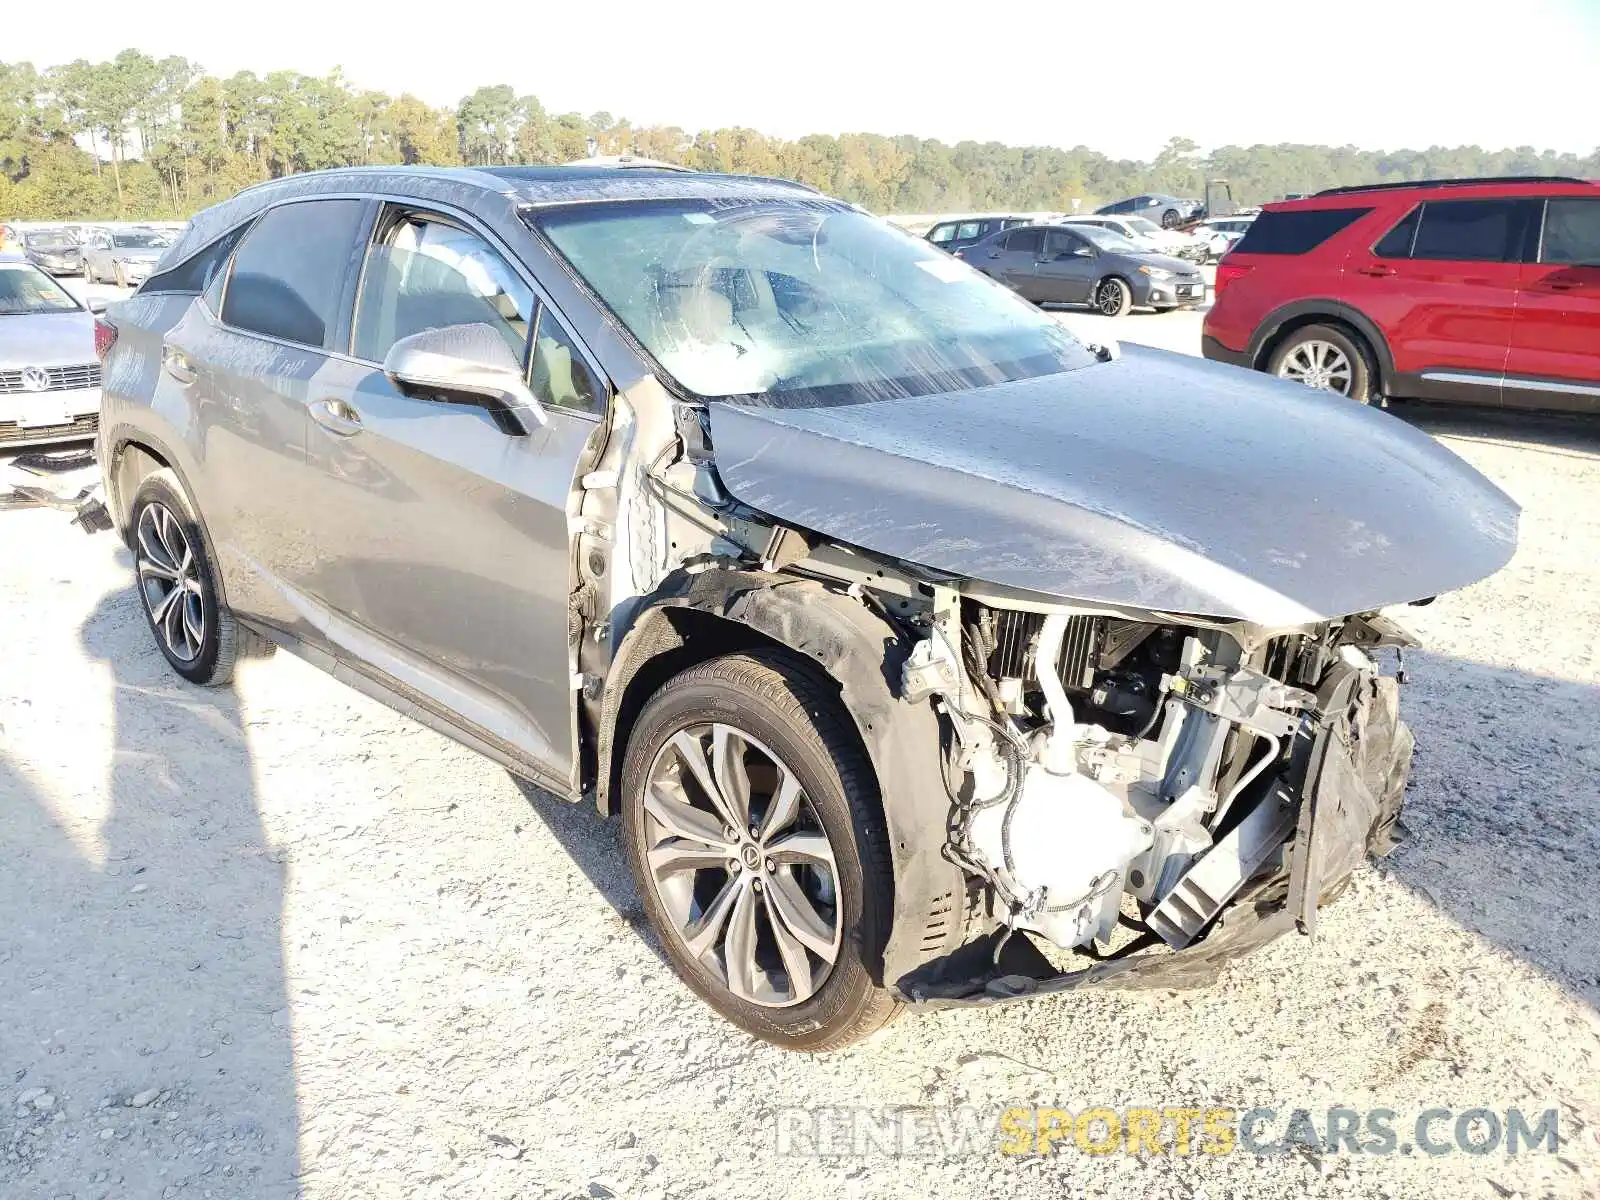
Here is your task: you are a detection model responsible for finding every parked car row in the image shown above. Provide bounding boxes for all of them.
[1204,175,1600,413]
[955,222,1207,314]
[0,221,183,279]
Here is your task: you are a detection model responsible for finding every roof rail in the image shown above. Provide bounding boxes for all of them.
[1314,175,1589,197]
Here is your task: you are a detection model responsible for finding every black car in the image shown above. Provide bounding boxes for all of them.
[960,223,1206,316]
[21,228,84,276]
[925,214,1036,254]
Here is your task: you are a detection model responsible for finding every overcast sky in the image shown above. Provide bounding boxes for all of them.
[15,0,1598,160]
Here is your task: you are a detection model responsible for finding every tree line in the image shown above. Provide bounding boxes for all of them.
[3,51,1597,222]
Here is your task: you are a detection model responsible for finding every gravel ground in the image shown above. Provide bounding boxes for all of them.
[3,307,1598,1199]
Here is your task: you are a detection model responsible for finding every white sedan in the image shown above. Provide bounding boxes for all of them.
[1063,214,1208,263]
[0,256,105,448]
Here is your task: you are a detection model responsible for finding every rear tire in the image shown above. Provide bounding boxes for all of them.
[620,650,899,1051]
[128,469,267,685]
[1267,324,1375,403]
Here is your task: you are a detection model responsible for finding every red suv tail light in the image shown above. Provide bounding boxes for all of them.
[94,318,117,361]
[1213,261,1252,297]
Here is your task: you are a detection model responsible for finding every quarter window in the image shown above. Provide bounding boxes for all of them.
[145,221,254,297]
[1540,199,1600,265]
[1410,199,1533,263]
[529,309,604,416]
[353,214,534,363]
[221,200,367,349]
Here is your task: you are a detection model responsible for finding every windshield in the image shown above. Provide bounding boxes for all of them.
[112,231,171,249]
[1125,217,1163,235]
[26,231,76,248]
[537,200,1094,406]
[1074,225,1141,254]
[0,263,82,315]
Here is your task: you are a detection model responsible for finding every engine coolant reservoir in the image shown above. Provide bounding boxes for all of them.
[969,766,1154,949]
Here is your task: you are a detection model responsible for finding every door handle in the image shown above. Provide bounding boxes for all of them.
[1544,280,1583,291]
[1356,264,1396,278]
[162,346,197,384]
[310,397,363,436]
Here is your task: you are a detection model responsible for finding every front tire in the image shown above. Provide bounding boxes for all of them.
[620,650,898,1051]
[1267,324,1375,402]
[1093,276,1133,317]
[129,470,254,686]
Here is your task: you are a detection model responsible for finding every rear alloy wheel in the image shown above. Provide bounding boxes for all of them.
[620,650,898,1050]
[1094,277,1132,317]
[1268,324,1374,402]
[129,469,265,685]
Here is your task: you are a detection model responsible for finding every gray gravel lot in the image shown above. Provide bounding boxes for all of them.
[2,295,1598,1199]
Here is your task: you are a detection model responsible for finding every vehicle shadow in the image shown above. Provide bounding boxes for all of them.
[508,774,670,965]
[0,588,300,1195]
[1380,649,1599,1009]
[1396,400,1600,460]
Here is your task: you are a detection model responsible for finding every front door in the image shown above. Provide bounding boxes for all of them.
[1506,196,1600,413]
[1033,229,1098,304]
[301,207,609,781]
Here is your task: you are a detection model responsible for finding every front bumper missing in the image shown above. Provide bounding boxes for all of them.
[900,660,1412,1009]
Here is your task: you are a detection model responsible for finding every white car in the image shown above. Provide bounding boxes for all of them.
[0,256,105,447]
[1064,214,1207,263]
[1190,215,1257,261]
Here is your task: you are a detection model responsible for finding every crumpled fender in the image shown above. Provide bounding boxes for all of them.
[597,570,967,987]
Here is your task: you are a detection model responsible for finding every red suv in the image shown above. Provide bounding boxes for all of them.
[1203,177,1600,413]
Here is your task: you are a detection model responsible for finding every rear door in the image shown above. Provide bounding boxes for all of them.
[1341,197,1537,403]
[1506,196,1600,412]
[171,196,374,636]
[299,204,609,781]
[980,227,1043,297]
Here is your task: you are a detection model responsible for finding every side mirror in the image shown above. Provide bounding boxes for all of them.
[86,297,108,315]
[382,323,546,436]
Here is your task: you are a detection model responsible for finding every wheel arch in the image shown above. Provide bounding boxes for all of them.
[1249,300,1395,391]
[596,572,968,988]
[103,426,237,614]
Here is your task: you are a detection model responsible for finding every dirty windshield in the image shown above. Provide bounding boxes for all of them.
[0,262,80,314]
[537,200,1095,406]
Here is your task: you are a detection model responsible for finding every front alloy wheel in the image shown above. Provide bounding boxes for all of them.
[642,722,841,1006]
[620,650,899,1050]
[1094,277,1132,317]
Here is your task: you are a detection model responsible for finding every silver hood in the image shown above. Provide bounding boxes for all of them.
[706,346,1518,625]
[0,310,97,369]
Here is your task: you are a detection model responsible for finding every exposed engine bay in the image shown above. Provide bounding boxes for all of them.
[897,585,1415,984]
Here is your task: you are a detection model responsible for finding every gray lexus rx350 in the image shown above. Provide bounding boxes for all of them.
[91,166,1517,1049]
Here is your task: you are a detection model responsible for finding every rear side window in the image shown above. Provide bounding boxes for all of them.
[955,221,981,241]
[1232,207,1371,255]
[144,222,253,297]
[1410,199,1533,263]
[1541,199,1600,265]
[222,200,367,349]
[1372,206,1420,258]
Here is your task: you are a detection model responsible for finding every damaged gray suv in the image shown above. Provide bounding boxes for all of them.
[91,166,1518,1050]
